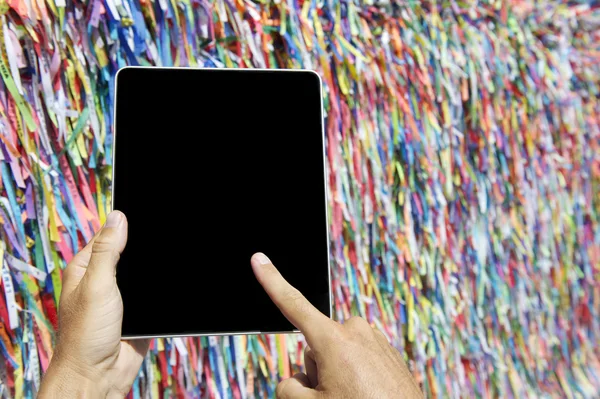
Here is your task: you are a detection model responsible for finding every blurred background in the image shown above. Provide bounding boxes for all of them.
[0,0,598,397]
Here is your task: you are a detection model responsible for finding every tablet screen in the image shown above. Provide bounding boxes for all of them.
[113,67,331,338]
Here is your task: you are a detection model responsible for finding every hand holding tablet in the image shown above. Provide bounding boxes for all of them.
[39,67,422,398]
[250,252,423,399]
[40,211,422,399]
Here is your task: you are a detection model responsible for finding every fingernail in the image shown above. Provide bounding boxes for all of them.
[253,253,271,266]
[105,211,123,228]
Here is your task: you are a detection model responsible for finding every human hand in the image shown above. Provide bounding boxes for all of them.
[251,253,423,399]
[38,211,150,398]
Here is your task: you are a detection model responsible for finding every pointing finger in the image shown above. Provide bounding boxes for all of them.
[251,253,334,349]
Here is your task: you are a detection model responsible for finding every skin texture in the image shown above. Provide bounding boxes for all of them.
[250,253,423,399]
[38,211,150,398]
[38,211,423,398]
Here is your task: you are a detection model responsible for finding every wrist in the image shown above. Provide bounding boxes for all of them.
[39,353,108,399]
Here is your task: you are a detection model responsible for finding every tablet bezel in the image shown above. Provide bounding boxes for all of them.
[112,66,332,339]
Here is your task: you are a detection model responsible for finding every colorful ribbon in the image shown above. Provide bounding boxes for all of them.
[0,0,598,397]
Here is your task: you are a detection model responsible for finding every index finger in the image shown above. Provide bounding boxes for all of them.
[251,253,335,348]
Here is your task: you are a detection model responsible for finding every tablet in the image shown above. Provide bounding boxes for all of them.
[113,67,331,338]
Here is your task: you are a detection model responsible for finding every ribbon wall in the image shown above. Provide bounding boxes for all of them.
[0,0,599,397]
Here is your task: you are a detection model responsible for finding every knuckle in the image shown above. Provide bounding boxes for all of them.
[92,238,113,253]
[92,238,120,263]
[346,316,369,329]
[317,323,344,347]
[343,316,373,340]
[96,227,117,243]
[327,322,344,337]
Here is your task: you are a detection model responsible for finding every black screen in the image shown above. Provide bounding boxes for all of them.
[114,67,331,337]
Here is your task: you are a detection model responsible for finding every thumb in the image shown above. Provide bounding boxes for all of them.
[85,211,128,281]
[276,374,318,399]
